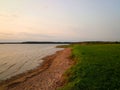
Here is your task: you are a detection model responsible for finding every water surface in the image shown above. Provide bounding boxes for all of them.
[0,44,63,81]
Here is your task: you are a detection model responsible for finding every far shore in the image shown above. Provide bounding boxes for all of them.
[0,48,73,90]
[0,41,119,44]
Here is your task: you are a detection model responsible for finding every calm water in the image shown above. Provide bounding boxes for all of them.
[0,44,64,81]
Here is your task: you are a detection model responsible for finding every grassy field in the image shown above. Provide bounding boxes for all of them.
[60,44,120,90]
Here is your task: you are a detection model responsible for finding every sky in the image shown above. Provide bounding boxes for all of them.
[0,0,120,42]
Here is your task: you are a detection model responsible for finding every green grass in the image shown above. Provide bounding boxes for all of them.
[60,44,120,90]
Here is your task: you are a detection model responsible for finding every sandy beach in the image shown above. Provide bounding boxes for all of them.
[0,48,73,90]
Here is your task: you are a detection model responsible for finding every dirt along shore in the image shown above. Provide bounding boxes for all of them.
[0,48,73,90]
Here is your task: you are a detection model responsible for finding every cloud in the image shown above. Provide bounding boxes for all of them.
[20,32,55,38]
[0,32,13,36]
[0,32,16,40]
[0,13,18,18]
[4,32,56,41]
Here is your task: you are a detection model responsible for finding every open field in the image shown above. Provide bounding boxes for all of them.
[60,44,120,90]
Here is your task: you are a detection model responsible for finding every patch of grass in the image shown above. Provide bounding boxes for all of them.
[59,44,120,90]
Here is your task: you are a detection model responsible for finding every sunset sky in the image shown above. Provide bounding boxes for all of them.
[0,0,120,42]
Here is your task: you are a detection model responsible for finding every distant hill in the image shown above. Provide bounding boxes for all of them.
[0,41,119,44]
[0,41,72,44]
[22,41,72,44]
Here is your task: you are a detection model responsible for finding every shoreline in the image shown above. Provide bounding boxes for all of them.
[0,48,73,90]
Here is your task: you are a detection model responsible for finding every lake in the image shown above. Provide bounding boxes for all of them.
[0,44,63,81]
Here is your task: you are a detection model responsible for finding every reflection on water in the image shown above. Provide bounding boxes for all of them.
[0,44,63,81]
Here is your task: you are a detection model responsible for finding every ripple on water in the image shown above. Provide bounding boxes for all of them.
[0,44,64,81]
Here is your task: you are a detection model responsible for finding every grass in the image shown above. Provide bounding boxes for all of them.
[59,44,120,90]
